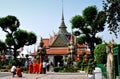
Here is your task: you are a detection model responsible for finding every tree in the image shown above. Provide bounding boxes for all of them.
[0,40,6,54]
[71,6,106,57]
[94,44,107,64]
[0,15,37,60]
[103,0,120,37]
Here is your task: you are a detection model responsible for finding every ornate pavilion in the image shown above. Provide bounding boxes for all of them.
[30,8,90,66]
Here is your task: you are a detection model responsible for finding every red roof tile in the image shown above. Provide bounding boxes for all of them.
[42,38,49,48]
[47,48,68,55]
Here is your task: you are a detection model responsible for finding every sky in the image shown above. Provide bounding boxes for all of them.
[0,0,120,51]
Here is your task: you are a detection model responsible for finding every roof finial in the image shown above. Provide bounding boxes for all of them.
[62,0,64,21]
[58,0,70,35]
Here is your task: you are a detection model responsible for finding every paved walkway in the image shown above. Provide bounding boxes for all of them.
[0,72,46,79]
[0,72,91,79]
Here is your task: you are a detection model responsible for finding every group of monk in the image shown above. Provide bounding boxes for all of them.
[27,60,43,74]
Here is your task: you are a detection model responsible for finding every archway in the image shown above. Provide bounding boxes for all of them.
[54,55,63,67]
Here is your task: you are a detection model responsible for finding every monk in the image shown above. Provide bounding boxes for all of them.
[36,61,39,73]
[33,60,37,73]
[16,66,22,77]
[39,61,42,74]
[29,60,33,74]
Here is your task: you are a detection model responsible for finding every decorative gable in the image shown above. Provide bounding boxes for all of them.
[51,34,68,47]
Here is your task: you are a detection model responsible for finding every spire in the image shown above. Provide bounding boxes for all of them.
[58,0,70,36]
[62,0,64,21]
[59,0,66,28]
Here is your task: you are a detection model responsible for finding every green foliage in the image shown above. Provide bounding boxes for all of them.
[54,66,77,72]
[103,0,120,37]
[21,66,26,72]
[0,59,2,69]
[62,66,76,72]
[54,67,61,72]
[14,29,37,48]
[71,6,106,56]
[88,58,96,74]
[95,37,102,45]
[76,60,83,68]
[71,15,85,29]
[0,40,6,51]
[0,15,20,32]
[9,60,16,66]
[83,6,97,23]
[76,36,86,44]
[0,15,37,60]
[94,44,107,64]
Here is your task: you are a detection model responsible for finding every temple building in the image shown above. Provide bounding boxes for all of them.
[30,5,90,66]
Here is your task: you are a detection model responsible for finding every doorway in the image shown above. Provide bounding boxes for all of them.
[54,55,63,67]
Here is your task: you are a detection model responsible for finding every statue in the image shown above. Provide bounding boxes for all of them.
[106,39,114,79]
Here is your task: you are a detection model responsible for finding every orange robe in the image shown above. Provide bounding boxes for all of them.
[29,62,33,73]
[16,67,22,77]
[39,62,42,73]
[33,62,37,73]
[36,62,39,73]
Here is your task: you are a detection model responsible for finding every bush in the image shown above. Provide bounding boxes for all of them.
[9,60,16,66]
[21,66,26,72]
[1,69,8,72]
[0,65,10,72]
[54,67,60,72]
[76,60,82,68]
[62,66,76,72]
[94,44,107,64]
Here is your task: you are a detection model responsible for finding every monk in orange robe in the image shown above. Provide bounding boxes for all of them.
[29,60,33,74]
[36,61,39,73]
[16,66,22,77]
[33,60,37,73]
[39,61,42,74]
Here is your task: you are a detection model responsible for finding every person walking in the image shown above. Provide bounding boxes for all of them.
[42,60,46,74]
[33,60,37,74]
[24,60,29,73]
[50,62,54,72]
[36,61,39,74]
[29,60,33,74]
[46,62,50,72]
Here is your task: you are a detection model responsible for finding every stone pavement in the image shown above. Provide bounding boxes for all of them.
[0,72,46,79]
[37,73,89,79]
[0,72,91,79]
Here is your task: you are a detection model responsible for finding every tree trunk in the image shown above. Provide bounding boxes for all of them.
[90,35,95,58]
[13,49,17,60]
